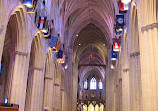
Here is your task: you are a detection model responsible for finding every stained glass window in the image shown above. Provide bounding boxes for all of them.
[0,63,1,73]
[84,79,88,89]
[90,77,97,90]
[99,79,103,89]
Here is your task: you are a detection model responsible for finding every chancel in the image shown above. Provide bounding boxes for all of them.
[0,0,157,111]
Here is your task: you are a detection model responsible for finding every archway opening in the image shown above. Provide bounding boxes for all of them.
[0,14,18,103]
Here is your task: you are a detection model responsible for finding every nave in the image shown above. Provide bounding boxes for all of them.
[0,0,157,111]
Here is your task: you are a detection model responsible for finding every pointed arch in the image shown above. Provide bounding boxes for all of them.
[90,77,97,90]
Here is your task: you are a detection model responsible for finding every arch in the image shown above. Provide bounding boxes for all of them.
[62,0,115,49]
[90,77,97,90]
[88,103,95,111]
[84,79,88,90]
[95,104,99,111]
[25,32,45,111]
[0,6,30,111]
[43,50,55,110]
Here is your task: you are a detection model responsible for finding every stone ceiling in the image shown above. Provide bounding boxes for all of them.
[61,0,116,82]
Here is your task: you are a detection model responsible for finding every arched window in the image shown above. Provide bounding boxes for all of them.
[99,79,103,89]
[0,63,1,73]
[90,77,97,90]
[84,79,88,89]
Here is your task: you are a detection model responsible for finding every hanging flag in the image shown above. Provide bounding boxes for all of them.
[57,54,66,63]
[42,26,51,39]
[57,50,63,59]
[42,22,51,39]
[54,42,60,52]
[113,38,120,52]
[116,15,124,27]
[50,37,57,49]
[119,0,128,14]
[115,26,123,37]
[38,17,47,32]
[22,0,38,13]
[111,50,117,60]
[22,0,33,7]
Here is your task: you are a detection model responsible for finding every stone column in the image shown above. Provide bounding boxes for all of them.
[121,32,130,111]
[54,83,61,111]
[71,62,78,111]
[43,76,54,111]
[64,48,73,111]
[5,51,29,111]
[106,53,115,111]
[25,67,45,111]
[61,89,66,111]
[137,0,158,110]
[129,52,142,111]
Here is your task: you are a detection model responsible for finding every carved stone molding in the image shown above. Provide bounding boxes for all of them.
[29,66,44,71]
[14,50,28,57]
[123,68,129,72]
[44,76,53,80]
[130,51,140,58]
[61,88,65,91]
[54,83,60,86]
[141,23,158,33]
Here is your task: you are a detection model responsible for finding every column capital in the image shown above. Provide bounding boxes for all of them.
[14,50,28,57]
[29,66,44,71]
[44,76,53,80]
[54,83,60,87]
[130,51,140,58]
[61,88,65,92]
[123,68,129,72]
[141,23,158,33]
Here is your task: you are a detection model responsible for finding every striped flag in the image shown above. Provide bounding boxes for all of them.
[119,0,128,14]
[54,42,60,52]
[38,17,47,31]
[42,25,51,39]
[113,38,120,52]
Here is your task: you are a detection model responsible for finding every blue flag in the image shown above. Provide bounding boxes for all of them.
[111,50,117,60]
[50,37,57,48]
[116,15,124,27]
[115,26,123,36]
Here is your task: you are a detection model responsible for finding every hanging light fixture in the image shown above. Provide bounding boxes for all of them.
[121,0,131,4]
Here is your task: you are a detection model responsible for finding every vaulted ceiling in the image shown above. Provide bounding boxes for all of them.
[61,0,116,81]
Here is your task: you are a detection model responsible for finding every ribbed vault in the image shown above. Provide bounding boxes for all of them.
[74,23,107,84]
[62,0,115,49]
[62,0,115,86]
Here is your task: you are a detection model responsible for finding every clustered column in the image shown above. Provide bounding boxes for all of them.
[137,0,158,110]
[25,66,44,111]
[5,51,29,111]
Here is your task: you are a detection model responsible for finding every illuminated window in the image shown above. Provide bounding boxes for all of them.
[0,63,1,73]
[84,79,88,89]
[90,77,97,90]
[99,79,103,89]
